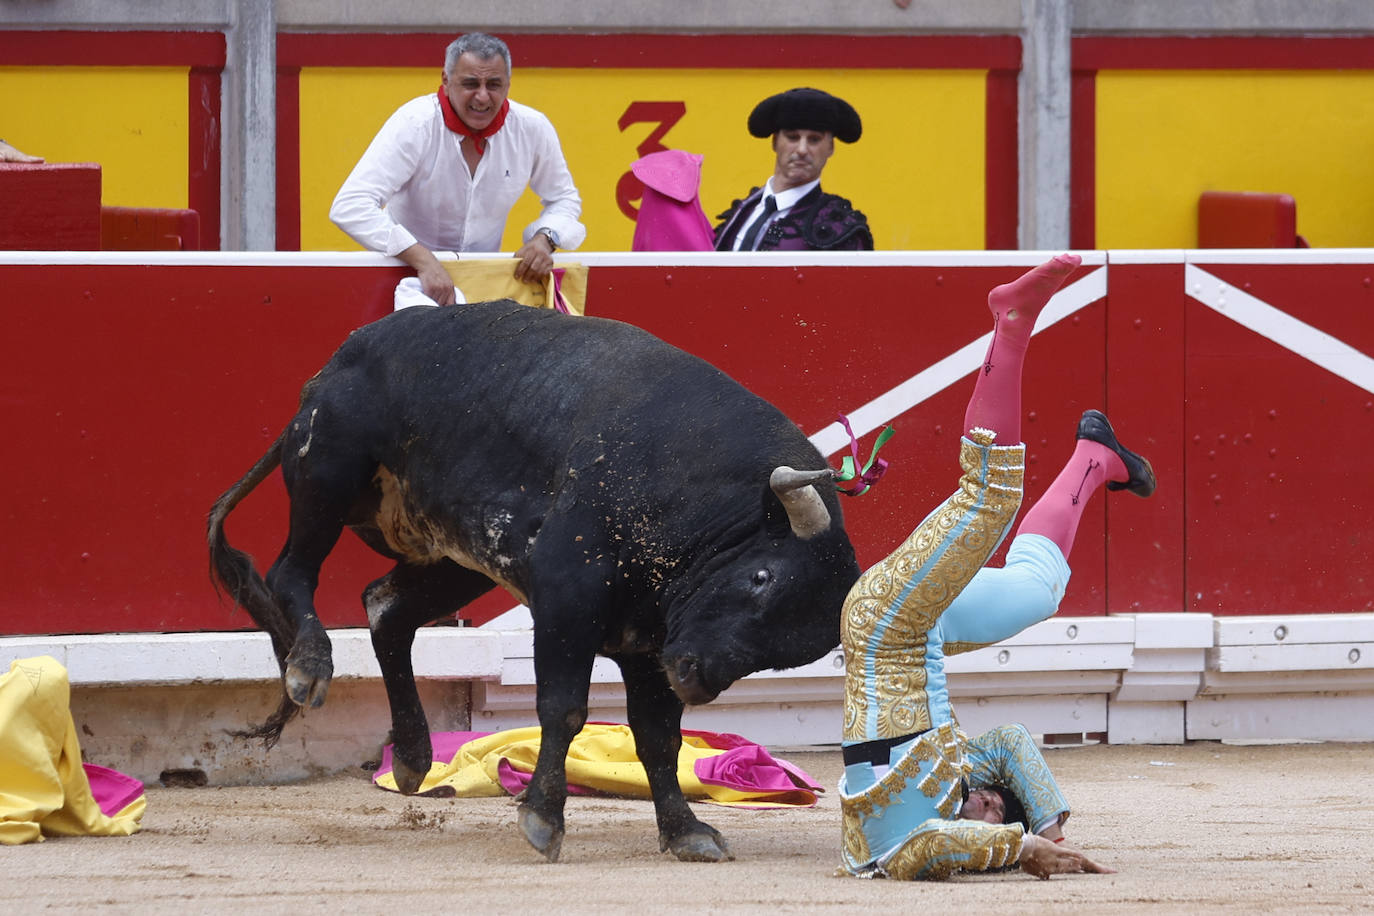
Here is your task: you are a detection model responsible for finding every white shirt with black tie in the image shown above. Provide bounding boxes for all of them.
[729,177,822,251]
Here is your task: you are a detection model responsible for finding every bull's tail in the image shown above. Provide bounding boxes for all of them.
[206,430,301,748]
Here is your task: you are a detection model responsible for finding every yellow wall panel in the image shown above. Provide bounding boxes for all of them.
[1096,70,1374,248]
[0,67,189,209]
[299,67,987,252]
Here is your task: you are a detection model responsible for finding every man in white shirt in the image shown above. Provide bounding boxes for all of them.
[712,87,873,252]
[330,32,585,306]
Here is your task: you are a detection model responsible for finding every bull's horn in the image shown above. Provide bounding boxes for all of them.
[770,466,834,539]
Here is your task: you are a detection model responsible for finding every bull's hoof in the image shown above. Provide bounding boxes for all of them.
[517,804,564,863]
[284,661,331,708]
[390,757,428,796]
[281,650,329,708]
[662,825,734,862]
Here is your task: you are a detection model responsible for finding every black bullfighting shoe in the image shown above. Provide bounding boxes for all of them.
[1076,409,1157,498]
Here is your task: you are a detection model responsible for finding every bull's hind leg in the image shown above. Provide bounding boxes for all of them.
[266,445,377,709]
[616,653,733,862]
[364,560,496,795]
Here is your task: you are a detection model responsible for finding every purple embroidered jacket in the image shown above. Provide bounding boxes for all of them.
[713,185,874,251]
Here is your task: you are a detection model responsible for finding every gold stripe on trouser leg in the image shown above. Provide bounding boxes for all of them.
[841,432,1024,742]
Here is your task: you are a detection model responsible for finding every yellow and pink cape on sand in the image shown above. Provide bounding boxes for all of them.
[1,656,145,844]
[373,722,823,809]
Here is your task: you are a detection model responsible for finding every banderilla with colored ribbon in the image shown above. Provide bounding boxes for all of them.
[833,413,896,496]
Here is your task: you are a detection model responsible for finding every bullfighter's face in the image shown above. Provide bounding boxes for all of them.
[442,52,510,132]
[771,128,835,191]
[960,788,1008,825]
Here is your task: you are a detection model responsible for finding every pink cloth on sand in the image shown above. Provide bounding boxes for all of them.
[83,764,145,818]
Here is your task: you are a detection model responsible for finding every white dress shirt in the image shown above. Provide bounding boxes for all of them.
[330,94,586,256]
[729,177,821,251]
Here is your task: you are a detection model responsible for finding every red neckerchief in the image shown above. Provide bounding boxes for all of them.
[437,88,510,154]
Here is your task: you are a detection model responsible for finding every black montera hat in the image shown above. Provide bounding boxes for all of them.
[747,87,862,143]
[992,785,1030,830]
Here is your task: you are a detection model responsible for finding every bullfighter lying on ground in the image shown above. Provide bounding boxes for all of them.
[837,254,1155,880]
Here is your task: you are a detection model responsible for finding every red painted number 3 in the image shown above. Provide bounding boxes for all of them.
[616,101,687,220]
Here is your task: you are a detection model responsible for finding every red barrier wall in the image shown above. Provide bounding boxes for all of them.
[0,163,102,250]
[2,252,1370,636]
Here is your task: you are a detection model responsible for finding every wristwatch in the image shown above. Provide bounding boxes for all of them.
[536,227,560,250]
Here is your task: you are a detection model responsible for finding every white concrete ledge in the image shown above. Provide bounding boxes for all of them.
[2,627,504,686]
[1189,613,1374,742]
[5,611,1373,784]
[475,617,1137,745]
[1106,614,1212,744]
[1209,613,1374,672]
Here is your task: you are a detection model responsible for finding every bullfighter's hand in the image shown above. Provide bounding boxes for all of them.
[512,232,554,284]
[1019,834,1117,880]
[0,139,43,163]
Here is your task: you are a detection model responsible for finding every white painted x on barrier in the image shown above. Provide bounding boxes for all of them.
[808,266,1109,457]
[1184,262,1374,396]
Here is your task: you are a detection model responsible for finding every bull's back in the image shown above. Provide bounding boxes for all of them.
[323,300,801,471]
[296,301,828,576]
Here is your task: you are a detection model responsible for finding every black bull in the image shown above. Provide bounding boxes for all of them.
[208,300,860,862]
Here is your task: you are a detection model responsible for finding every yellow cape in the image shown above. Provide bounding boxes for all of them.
[0,656,146,844]
[374,723,819,808]
[441,259,588,314]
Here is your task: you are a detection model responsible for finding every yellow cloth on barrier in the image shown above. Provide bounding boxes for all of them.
[0,656,145,845]
[374,723,820,809]
[441,259,587,315]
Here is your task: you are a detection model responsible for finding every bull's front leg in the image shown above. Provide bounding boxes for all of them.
[617,654,733,862]
[365,561,495,795]
[517,623,597,863]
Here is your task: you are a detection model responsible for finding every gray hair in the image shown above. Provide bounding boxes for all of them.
[444,33,512,77]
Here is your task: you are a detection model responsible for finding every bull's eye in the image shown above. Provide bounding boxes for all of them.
[752,569,772,587]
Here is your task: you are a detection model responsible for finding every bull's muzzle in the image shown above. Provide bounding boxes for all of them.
[665,656,718,705]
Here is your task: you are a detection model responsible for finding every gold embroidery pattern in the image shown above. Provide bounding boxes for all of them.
[966,724,1068,830]
[839,723,969,872]
[881,820,1024,881]
[842,439,1024,741]
[840,800,873,868]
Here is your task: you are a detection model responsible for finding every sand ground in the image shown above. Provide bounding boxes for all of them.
[3,741,1370,914]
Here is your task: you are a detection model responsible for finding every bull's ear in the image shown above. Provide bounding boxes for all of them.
[767,466,834,539]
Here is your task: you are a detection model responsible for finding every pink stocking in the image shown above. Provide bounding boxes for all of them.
[963,254,1082,445]
[1015,439,1128,557]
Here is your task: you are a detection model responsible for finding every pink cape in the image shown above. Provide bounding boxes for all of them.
[630,150,715,252]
